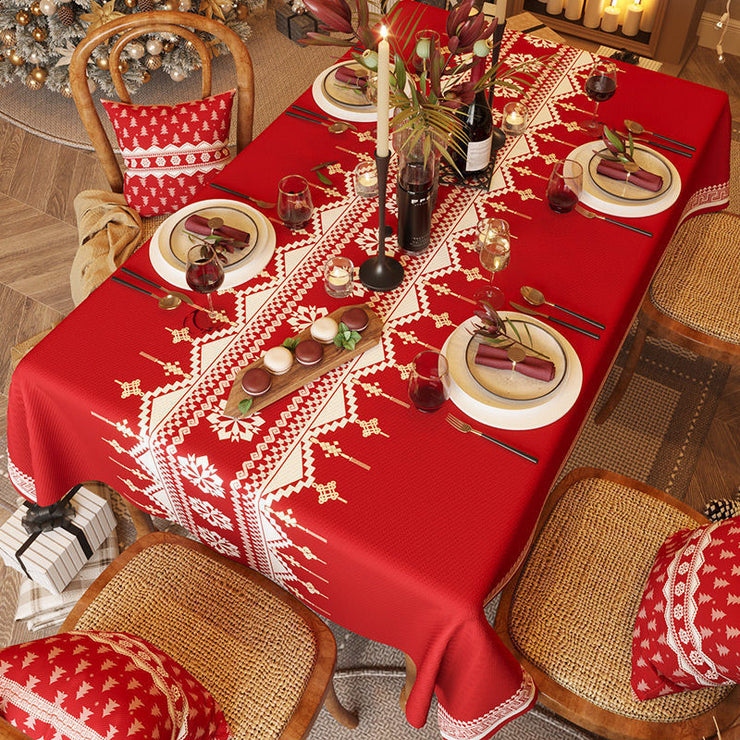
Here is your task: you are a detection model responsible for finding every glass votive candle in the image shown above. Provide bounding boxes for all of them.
[502,102,529,136]
[323,255,354,298]
[353,162,378,198]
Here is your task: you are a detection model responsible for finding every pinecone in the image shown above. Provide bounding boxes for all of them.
[57,3,74,25]
[138,0,155,11]
[702,498,740,522]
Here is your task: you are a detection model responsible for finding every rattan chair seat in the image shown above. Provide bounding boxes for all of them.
[650,212,740,345]
[67,540,318,740]
[508,475,732,724]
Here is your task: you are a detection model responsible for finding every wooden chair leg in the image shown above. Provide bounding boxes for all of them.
[324,679,358,728]
[399,652,417,711]
[124,499,156,539]
[595,320,649,425]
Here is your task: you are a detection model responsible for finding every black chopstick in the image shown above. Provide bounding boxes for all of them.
[285,110,323,126]
[111,275,154,297]
[650,131,696,152]
[292,104,330,121]
[120,266,167,293]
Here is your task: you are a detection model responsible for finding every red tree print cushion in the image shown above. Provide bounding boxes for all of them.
[0,630,231,739]
[101,90,235,217]
[632,518,740,699]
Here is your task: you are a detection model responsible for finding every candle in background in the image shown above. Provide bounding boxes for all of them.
[583,0,604,27]
[564,0,585,20]
[496,0,506,22]
[640,0,657,32]
[600,0,620,31]
[376,25,390,157]
[622,0,643,35]
[546,0,563,14]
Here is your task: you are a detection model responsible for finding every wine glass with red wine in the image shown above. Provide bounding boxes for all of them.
[408,351,450,413]
[546,159,583,214]
[583,60,617,135]
[186,243,225,313]
[277,174,313,229]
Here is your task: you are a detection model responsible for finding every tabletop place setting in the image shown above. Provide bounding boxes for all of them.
[5,1,733,739]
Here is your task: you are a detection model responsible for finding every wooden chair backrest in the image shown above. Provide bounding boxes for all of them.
[69,11,254,193]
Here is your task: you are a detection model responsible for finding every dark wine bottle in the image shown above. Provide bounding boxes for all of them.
[397,160,434,253]
[453,59,493,177]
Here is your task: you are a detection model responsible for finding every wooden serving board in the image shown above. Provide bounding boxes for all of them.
[223,304,382,418]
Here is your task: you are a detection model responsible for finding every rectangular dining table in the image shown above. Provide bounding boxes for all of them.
[7,4,731,738]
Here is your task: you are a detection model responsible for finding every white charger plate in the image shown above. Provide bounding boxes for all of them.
[149,199,276,290]
[567,140,681,218]
[441,313,583,430]
[312,61,379,123]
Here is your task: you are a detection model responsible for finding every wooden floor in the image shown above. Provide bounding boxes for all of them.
[0,44,738,509]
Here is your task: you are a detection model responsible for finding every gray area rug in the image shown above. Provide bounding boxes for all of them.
[0,334,730,740]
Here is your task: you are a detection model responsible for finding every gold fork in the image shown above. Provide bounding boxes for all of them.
[445,414,538,464]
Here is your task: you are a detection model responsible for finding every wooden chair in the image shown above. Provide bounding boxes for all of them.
[595,211,740,424]
[0,532,357,740]
[69,10,254,199]
[494,467,740,740]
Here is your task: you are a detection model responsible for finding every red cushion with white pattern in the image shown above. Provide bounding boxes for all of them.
[631,518,740,700]
[101,90,234,217]
[0,630,231,739]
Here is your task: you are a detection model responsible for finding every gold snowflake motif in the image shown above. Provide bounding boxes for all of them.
[139,351,190,379]
[429,312,453,328]
[295,544,326,564]
[351,379,410,408]
[518,188,542,202]
[462,267,484,282]
[310,437,370,471]
[356,130,375,143]
[538,131,574,147]
[358,417,390,438]
[393,328,440,351]
[428,283,476,306]
[557,100,593,116]
[509,165,548,181]
[395,361,414,380]
[167,328,193,344]
[271,508,326,542]
[79,0,124,31]
[563,120,585,133]
[282,553,327,582]
[315,481,348,504]
[115,379,142,398]
[90,411,135,438]
[542,153,562,166]
[327,163,343,175]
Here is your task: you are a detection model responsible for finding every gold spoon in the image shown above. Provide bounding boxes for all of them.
[112,276,182,310]
[521,286,606,330]
[623,119,696,152]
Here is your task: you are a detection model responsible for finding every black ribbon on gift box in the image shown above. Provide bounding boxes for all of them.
[15,484,93,579]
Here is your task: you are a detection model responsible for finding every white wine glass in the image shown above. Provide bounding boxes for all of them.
[475,218,511,309]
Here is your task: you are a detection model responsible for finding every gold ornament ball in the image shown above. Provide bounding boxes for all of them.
[163,41,174,52]
[95,54,109,70]
[32,26,47,42]
[61,83,73,98]
[31,0,43,15]
[30,65,47,82]
[145,55,162,70]
[236,3,248,19]
[25,71,45,90]
[117,58,128,73]
[162,0,176,10]
[16,10,31,25]
[124,0,136,6]
[9,49,25,66]
[1,29,16,46]
[141,70,151,83]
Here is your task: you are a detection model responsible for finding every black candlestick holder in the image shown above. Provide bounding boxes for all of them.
[359,150,404,292]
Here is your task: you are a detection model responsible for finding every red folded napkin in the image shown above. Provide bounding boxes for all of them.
[596,159,663,192]
[183,215,250,249]
[474,344,556,382]
[334,66,368,90]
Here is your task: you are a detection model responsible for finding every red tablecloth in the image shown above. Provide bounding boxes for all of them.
[7,5,731,738]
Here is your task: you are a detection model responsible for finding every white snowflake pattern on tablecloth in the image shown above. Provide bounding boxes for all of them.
[504,52,542,69]
[207,410,265,442]
[191,498,234,530]
[287,305,328,332]
[196,526,240,558]
[177,454,224,498]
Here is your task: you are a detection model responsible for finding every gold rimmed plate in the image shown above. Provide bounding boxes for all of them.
[464,319,568,402]
[587,146,673,203]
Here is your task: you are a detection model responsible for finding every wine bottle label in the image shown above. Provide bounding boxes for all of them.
[465,135,493,172]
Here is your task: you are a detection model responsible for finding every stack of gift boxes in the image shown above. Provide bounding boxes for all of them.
[0,485,116,594]
[275,0,319,43]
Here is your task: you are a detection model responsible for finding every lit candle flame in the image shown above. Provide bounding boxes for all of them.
[380,24,388,39]
[610,0,617,6]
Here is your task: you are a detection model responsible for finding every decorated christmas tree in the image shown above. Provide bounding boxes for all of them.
[0,0,256,97]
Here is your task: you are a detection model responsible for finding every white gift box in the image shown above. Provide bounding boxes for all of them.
[0,485,116,594]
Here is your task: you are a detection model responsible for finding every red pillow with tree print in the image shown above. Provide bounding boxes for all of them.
[0,630,231,739]
[631,518,740,700]
[101,90,234,217]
